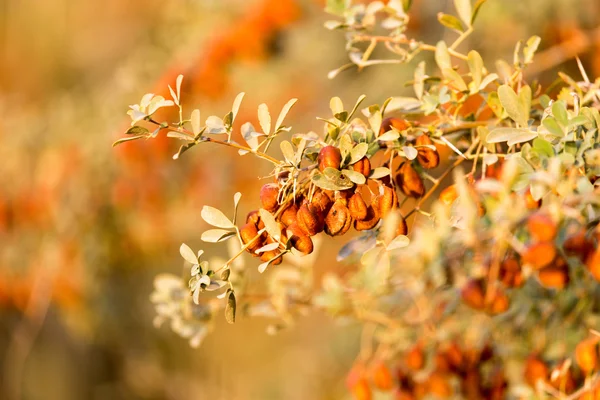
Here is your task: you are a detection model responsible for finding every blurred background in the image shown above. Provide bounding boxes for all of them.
[1,0,600,399]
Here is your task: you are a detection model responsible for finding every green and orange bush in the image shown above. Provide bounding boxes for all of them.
[111,0,600,398]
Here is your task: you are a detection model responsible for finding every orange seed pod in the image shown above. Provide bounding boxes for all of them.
[380,117,410,136]
[297,203,324,236]
[396,162,425,198]
[371,362,394,391]
[318,145,342,172]
[522,241,557,270]
[325,200,353,236]
[415,135,440,169]
[352,156,372,178]
[349,192,368,221]
[260,183,280,212]
[527,212,557,242]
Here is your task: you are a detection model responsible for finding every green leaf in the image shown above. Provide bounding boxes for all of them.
[377,131,400,141]
[435,41,452,72]
[325,0,347,16]
[486,92,504,119]
[312,168,355,191]
[402,0,413,11]
[330,96,344,115]
[258,103,271,135]
[231,92,245,123]
[542,117,564,137]
[539,94,551,109]
[468,50,483,90]
[348,95,367,120]
[275,98,297,132]
[166,131,194,141]
[523,36,541,64]
[191,109,201,135]
[369,167,391,180]
[532,138,554,157]
[201,206,235,229]
[443,68,468,92]
[486,127,536,145]
[349,143,369,164]
[437,13,464,33]
[258,209,281,241]
[471,0,487,24]
[552,101,569,127]
[173,142,196,160]
[280,141,296,165]
[498,85,528,126]
[180,243,198,264]
[454,0,472,27]
[125,125,150,135]
[201,229,236,243]
[403,146,418,160]
[386,235,410,250]
[341,169,366,185]
[112,135,146,147]
[413,62,426,100]
[225,290,236,324]
[519,85,532,125]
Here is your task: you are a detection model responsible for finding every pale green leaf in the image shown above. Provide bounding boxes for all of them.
[454,0,472,27]
[258,103,271,135]
[180,243,198,264]
[275,98,297,131]
[201,205,235,229]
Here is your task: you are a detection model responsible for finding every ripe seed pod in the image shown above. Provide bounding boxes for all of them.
[279,203,299,227]
[527,213,557,242]
[354,203,380,231]
[260,248,283,265]
[405,343,425,371]
[349,192,368,221]
[415,135,440,169]
[586,248,600,282]
[286,223,314,255]
[428,372,452,398]
[489,289,510,315]
[396,162,425,198]
[575,338,599,374]
[325,200,353,236]
[352,156,372,178]
[318,145,342,172]
[524,188,542,210]
[444,342,464,373]
[240,222,263,255]
[461,279,485,310]
[524,355,549,388]
[537,262,569,289]
[499,256,524,288]
[522,241,557,270]
[439,185,458,205]
[379,117,410,136]
[549,361,576,394]
[378,185,398,217]
[260,183,280,212]
[371,362,394,391]
[351,377,372,400]
[297,203,324,236]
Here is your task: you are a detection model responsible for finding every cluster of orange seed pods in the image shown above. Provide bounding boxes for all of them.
[349,341,508,400]
[238,118,442,264]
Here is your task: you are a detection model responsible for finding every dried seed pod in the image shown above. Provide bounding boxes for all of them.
[439,185,458,205]
[549,360,576,394]
[397,216,408,236]
[524,355,548,387]
[279,203,299,227]
[380,117,410,136]
[444,342,464,373]
[260,183,280,212]
[371,362,394,391]
[396,162,425,198]
[286,223,314,255]
[349,192,368,221]
[352,156,371,178]
[325,200,353,236]
[297,203,324,236]
[240,222,263,255]
[354,203,380,231]
[485,159,504,179]
[378,185,398,217]
[318,145,342,172]
[563,226,594,259]
[575,338,599,374]
[461,279,485,310]
[537,262,569,289]
[311,190,333,216]
[405,343,425,371]
[415,135,440,169]
[522,242,557,270]
[527,212,557,242]
[246,210,260,226]
[524,188,542,210]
